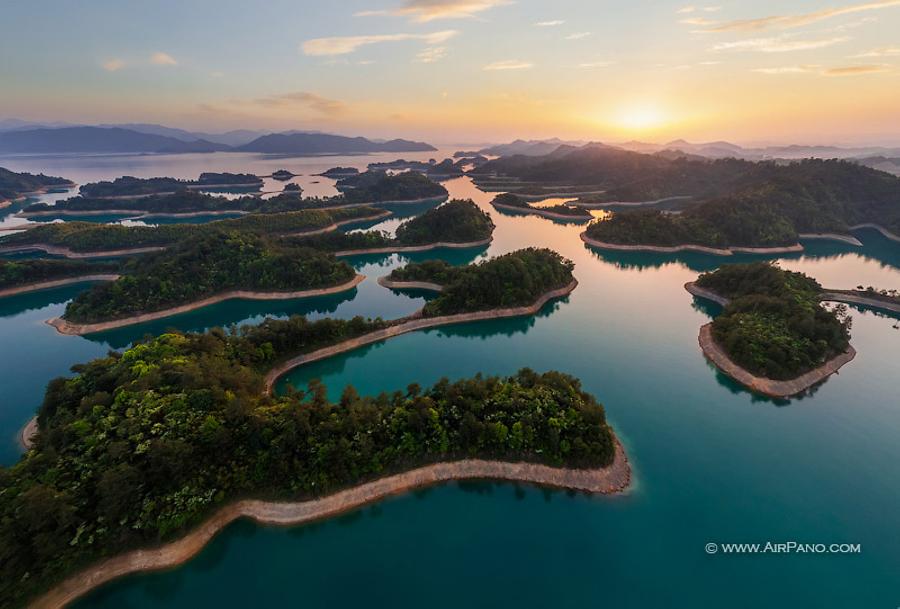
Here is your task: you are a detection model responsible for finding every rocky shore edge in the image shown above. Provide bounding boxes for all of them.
[0,274,121,299]
[28,438,629,609]
[265,279,578,392]
[580,232,804,256]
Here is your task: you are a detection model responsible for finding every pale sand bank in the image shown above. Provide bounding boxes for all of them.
[333,237,492,257]
[29,438,629,609]
[580,232,804,256]
[0,275,121,299]
[377,277,444,292]
[492,203,591,222]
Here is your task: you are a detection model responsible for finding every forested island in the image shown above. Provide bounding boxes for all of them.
[56,231,357,329]
[0,207,382,256]
[688,263,856,396]
[387,248,575,316]
[0,259,120,296]
[336,171,448,205]
[78,173,263,198]
[1,319,623,606]
[294,199,494,254]
[23,172,448,219]
[491,193,592,221]
[0,167,73,206]
[318,167,359,178]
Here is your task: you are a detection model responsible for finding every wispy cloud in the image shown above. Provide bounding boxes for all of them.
[680,17,718,26]
[566,32,591,40]
[150,52,178,66]
[824,63,892,75]
[356,0,512,22]
[535,20,565,26]
[102,58,125,72]
[246,91,347,115]
[417,46,448,63]
[712,36,849,53]
[303,30,458,55]
[579,60,614,68]
[852,46,900,57]
[483,60,533,70]
[677,5,721,14]
[697,0,900,32]
[752,65,820,74]
[751,63,890,75]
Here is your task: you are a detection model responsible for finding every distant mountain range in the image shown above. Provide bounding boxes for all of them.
[0,121,436,155]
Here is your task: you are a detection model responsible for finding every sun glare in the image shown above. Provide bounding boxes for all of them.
[617,104,666,132]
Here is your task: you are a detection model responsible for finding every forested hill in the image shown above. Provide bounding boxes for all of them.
[0,167,72,202]
[695,262,851,379]
[0,323,615,606]
[63,231,356,323]
[473,147,900,233]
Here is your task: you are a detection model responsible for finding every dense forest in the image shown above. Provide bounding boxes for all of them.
[0,259,119,290]
[388,248,575,316]
[0,207,380,252]
[0,167,72,203]
[78,173,262,197]
[294,199,495,251]
[491,193,592,218]
[695,262,852,379]
[336,171,448,204]
[585,198,799,248]
[0,318,615,606]
[475,147,900,235]
[63,231,356,323]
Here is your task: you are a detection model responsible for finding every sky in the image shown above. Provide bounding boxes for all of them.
[1,0,899,146]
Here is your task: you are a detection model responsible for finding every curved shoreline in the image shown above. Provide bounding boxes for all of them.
[265,279,578,392]
[28,438,629,609]
[377,277,444,292]
[46,274,366,336]
[687,281,900,315]
[0,243,166,259]
[698,323,856,398]
[580,232,804,256]
[850,223,900,243]
[0,212,391,259]
[333,237,492,257]
[492,203,592,222]
[798,232,863,246]
[281,210,393,237]
[20,208,250,219]
[318,195,449,211]
[0,274,121,299]
[578,195,692,210]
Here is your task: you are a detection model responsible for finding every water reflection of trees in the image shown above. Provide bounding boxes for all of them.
[0,284,91,319]
[584,229,899,273]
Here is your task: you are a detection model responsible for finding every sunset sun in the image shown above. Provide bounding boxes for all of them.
[617,104,666,132]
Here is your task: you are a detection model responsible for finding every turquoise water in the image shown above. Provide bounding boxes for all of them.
[1,156,898,608]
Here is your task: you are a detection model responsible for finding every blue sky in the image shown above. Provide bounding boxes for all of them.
[2,0,899,144]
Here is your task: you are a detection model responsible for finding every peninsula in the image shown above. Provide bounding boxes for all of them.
[50,231,362,334]
[77,173,263,198]
[686,262,856,397]
[4,312,626,608]
[292,199,494,255]
[0,207,384,258]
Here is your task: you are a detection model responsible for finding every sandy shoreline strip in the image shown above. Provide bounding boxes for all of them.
[698,323,856,398]
[577,195,692,209]
[687,281,900,315]
[333,237,492,257]
[281,210,392,237]
[492,203,591,222]
[798,233,863,246]
[0,243,166,259]
[686,282,859,397]
[47,274,366,336]
[580,232,804,256]
[264,280,577,392]
[377,277,444,292]
[20,208,250,219]
[0,275,121,299]
[850,223,900,243]
[28,438,629,609]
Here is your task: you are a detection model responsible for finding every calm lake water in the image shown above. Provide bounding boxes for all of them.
[1,152,898,608]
